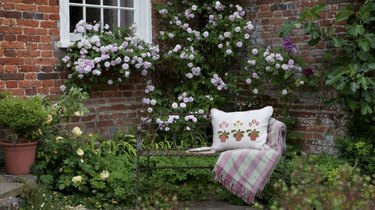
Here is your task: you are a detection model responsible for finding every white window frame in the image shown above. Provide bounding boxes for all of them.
[58,0,152,48]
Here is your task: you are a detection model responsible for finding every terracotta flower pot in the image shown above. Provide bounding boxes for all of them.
[250,134,257,141]
[1,141,37,175]
[235,134,242,141]
[219,135,228,143]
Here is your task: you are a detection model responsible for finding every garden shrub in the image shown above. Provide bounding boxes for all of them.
[260,153,375,209]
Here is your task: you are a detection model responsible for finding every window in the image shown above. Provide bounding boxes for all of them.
[59,0,152,47]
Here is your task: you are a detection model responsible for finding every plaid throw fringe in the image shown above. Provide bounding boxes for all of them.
[213,119,286,204]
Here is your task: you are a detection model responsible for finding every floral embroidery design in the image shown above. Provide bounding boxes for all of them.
[247,119,260,141]
[218,121,230,142]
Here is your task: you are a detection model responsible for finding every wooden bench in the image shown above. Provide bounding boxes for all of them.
[135,114,287,205]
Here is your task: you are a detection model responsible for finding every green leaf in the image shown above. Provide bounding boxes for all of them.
[361,103,373,115]
[362,91,372,102]
[336,6,355,22]
[350,82,359,92]
[279,21,297,37]
[346,99,358,111]
[336,82,346,90]
[326,68,346,85]
[308,37,320,46]
[358,38,370,52]
[368,63,375,69]
[301,4,326,19]
[347,23,365,36]
[332,37,344,47]
[357,51,370,61]
[359,77,368,90]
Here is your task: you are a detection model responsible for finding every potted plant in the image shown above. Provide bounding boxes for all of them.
[231,129,245,141]
[0,95,49,175]
[217,130,230,143]
[246,129,260,141]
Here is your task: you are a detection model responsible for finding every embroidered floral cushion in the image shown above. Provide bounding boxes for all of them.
[211,106,273,151]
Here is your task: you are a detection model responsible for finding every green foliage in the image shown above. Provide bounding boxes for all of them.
[52,87,89,124]
[280,1,375,119]
[337,136,375,175]
[261,153,375,209]
[20,186,74,210]
[32,133,139,209]
[0,96,49,141]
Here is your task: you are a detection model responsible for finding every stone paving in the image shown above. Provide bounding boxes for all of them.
[187,200,256,210]
[0,172,37,210]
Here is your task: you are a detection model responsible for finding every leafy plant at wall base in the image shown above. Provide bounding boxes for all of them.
[280,1,375,120]
[337,136,375,176]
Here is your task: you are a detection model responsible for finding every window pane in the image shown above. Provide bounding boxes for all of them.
[104,0,117,6]
[86,7,101,24]
[104,9,118,31]
[86,0,100,5]
[120,10,134,28]
[120,0,134,8]
[70,0,82,3]
[70,6,83,32]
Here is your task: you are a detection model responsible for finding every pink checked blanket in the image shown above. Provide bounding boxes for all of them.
[213,118,286,204]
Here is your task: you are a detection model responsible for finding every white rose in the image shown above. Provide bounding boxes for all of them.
[99,170,110,180]
[76,148,84,156]
[71,176,82,183]
[72,127,83,137]
[150,99,157,106]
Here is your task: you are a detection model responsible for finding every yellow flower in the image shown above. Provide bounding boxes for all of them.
[55,136,64,141]
[99,170,110,180]
[74,111,82,116]
[46,114,53,124]
[76,148,84,156]
[71,175,82,183]
[72,126,83,137]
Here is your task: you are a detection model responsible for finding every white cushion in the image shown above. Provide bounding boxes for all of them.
[211,106,273,151]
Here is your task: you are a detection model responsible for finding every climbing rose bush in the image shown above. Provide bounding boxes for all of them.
[142,1,312,133]
[61,20,160,91]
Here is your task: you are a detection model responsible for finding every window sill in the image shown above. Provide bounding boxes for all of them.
[57,41,73,48]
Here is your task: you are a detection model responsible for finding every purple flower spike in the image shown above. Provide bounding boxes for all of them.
[283,37,297,54]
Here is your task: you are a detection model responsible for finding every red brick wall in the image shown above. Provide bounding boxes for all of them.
[0,0,62,96]
[0,0,145,138]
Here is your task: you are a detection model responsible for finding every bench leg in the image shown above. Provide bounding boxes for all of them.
[136,154,140,209]
[283,154,286,182]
